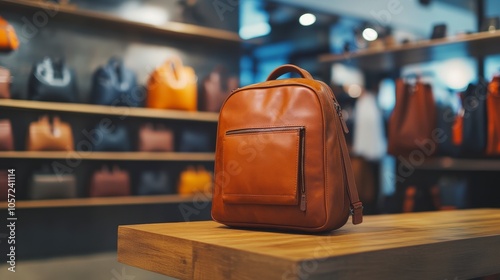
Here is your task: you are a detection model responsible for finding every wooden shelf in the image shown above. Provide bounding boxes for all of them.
[415,157,500,171]
[0,99,219,122]
[319,30,500,70]
[0,0,241,44]
[1,194,212,209]
[0,151,215,161]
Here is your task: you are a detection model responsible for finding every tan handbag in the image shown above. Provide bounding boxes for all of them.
[200,65,239,112]
[487,76,500,155]
[146,56,197,111]
[177,166,213,195]
[211,64,362,233]
[26,115,74,151]
[0,66,11,98]
[89,166,131,197]
[0,16,19,51]
[388,79,437,156]
[138,123,174,152]
[0,119,14,151]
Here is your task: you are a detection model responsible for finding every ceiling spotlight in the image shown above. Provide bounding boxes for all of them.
[362,28,378,41]
[299,13,316,26]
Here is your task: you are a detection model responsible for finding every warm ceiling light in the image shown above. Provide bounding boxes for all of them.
[362,28,378,41]
[299,13,316,26]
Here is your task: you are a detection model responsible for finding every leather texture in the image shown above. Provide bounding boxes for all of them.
[388,79,437,156]
[200,65,239,112]
[0,66,11,98]
[26,115,74,151]
[90,57,140,107]
[487,76,500,155]
[28,57,78,103]
[137,170,173,195]
[146,56,197,111]
[138,123,174,152]
[29,173,77,200]
[89,166,131,197]
[0,119,14,151]
[91,124,131,152]
[178,128,214,152]
[0,16,19,51]
[211,64,363,233]
[177,166,213,195]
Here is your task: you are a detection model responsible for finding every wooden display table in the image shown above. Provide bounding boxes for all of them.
[118,209,500,279]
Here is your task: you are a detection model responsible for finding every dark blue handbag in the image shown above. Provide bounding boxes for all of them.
[91,124,131,152]
[28,57,78,103]
[90,58,140,107]
[137,171,173,195]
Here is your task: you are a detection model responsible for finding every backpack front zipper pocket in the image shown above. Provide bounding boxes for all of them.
[222,126,306,211]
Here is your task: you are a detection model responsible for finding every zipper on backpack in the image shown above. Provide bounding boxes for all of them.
[226,126,307,212]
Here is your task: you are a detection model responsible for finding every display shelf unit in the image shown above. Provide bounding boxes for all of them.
[417,157,500,171]
[0,0,241,44]
[319,30,500,70]
[0,99,219,122]
[0,151,215,161]
[0,194,211,209]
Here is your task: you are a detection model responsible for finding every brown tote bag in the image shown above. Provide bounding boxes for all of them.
[26,115,74,151]
[388,79,437,157]
[0,66,11,98]
[486,76,500,155]
[138,123,174,152]
[0,119,14,151]
[89,166,131,197]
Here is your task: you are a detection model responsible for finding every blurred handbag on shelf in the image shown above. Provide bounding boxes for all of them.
[138,123,174,152]
[26,115,74,151]
[0,66,11,98]
[178,128,214,152]
[137,170,174,195]
[0,170,8,201]
[91,123,131,152]
[90,57,140,107]
[486,76,500,155]
[480,16,499,32]
[146,56,197,111]
[177,165,212,195]
[89,165,131,197]
[28,57,79,103]
[29,169,77,200]
[388,78,437,157]
[0,119,14,151]
[435,104,461,157]
[0,16,19,51]
[200,65,239,112]
[461,83,487,155]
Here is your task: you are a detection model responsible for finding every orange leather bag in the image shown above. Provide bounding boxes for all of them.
[388,79,437,156]
[211,64,363,233]
[487,76,500,155]
[0,119,14,151]
[146,56,197,111]
[0,17,19,51]
[0,66,11,98]
[138,123,174,152]
[26,115,74,151]
[89,166,131,197]
[177,166,213,195]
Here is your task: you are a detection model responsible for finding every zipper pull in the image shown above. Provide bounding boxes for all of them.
[334,101,349,134]
[300,193,306,211]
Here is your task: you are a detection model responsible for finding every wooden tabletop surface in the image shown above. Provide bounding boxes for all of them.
[118,209,500,280]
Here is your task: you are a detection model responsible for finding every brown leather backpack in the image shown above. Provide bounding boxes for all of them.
[211,64,363,233]
[26,115,74,151]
